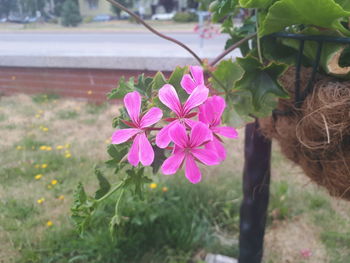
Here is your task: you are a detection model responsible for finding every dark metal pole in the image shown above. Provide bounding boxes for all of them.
[238,119,272,263]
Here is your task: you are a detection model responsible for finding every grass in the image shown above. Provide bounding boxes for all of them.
[1,94,350,263]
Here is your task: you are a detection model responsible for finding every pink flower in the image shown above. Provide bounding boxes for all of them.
[199,96,238,161]
[111,91,162,166]
[300,248,312,259]
[180,66,204,94]
[156,84,209,148]
[161,122,219,184]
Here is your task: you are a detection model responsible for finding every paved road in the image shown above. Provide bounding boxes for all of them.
[0,32,235,58]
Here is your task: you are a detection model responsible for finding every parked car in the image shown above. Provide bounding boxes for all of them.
[151,12,175,20]
[92,14,113,22]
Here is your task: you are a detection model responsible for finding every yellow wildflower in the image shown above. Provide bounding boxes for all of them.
[162,187,168,193]
[46,220,53,227]
[42,127,49,132]
[65,143,70,149]
[37,198,45,204]
[40,146,47,150]
[56,145,64,150]
[87,90,92,95]
[51,179,58,185]
[34,164,40,168]
[35,114,41,118]
[46,146,52,151]
[65,153,71,158]
[58,195,65,200]
[16,146,22,150]
[149,183,157,189]
[35,174,43,180]
[47,185,52,189]
[41,164,48,169]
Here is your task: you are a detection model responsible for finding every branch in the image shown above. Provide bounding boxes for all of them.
[106,0,203,65]
[209,33,256,66]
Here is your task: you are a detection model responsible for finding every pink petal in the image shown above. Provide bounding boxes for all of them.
[124,91,141,124]
[181,74,197,94]
[198,104,209,124]
[185,154,201,184]
[205,137,226,162]
[140,107,163,128]
[183,85,209,115]
[111,128,140,144]
[191,148,220,165]
[156,120,178,148]
[190,66,204,85]
[128,135,140,166]
[212,126,238,138]
[189,122,213,147]
[184,119,199,128]
[158,84,182,116]
[161,151,185,175]
[138,133,154,166]
[169,122,188,148]
[201,96,226,126]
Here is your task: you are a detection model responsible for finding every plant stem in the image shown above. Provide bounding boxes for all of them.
[96,181,124,203]
[255,9,263,63]
[106,0,203,65]
[209,33,257,66]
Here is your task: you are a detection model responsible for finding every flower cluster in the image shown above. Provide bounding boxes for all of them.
[111,66,238,184]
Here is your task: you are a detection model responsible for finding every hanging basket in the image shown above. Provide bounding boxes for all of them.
[259,33,350,200]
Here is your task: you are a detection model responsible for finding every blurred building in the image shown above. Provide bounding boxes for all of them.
[78,0,189,17]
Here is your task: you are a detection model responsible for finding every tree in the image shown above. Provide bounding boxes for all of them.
[0,0,17,18]
[61,0,81,27]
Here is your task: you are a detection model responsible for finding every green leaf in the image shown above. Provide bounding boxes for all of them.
[71,183,96,235]
[280,27,350,77]
[151,71,167,92]
[107,144,128,161]
[239,0,276,9]
[210,59,244,92]
[235,55,288,110]
[107,76,134,99]
[134,74,153,98]
[94,167,111,199]
[335,0,350,10]
[151,146,167,174]
[260,0,350,37]
[211,0,238,23]
[124,168,152,199]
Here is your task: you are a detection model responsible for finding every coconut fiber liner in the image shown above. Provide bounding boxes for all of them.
[260,67,350,200]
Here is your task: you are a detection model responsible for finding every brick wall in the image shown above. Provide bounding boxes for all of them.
[0,67,169,102]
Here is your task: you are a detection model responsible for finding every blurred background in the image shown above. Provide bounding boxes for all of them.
[0,1,350,263]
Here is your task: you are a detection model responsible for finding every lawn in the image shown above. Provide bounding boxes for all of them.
[0,93,349,263]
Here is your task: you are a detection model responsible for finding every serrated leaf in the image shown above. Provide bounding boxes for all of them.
[107,144,128,162]
[260,0,350,37]
[94,167,111,199]
[107,77,134,100]
[235,55,288,110]
[124,168,152,199]
[211,0,238,23]
[134,74,153,98]
[151,71,167,92]
[210,59,244,92]
[71,183,97,235]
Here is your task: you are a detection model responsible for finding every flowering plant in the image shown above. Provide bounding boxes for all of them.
[72,0,350,235]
